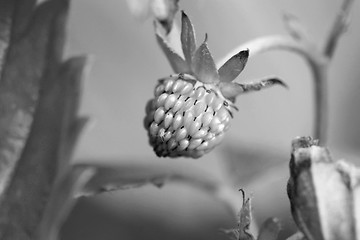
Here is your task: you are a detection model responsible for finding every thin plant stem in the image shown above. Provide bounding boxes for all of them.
[324,0,355,58]
[217,35,328,142]
[217,35,320,68]
[310,61,328,144]
[217,0,354,144]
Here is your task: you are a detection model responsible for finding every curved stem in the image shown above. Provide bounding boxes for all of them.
[217,35,319,68]
[218,0,355,144]
[309,61,328,143]
[217,35,328,142]
[324,0,355,58]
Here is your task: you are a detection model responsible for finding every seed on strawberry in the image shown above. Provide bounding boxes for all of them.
[145,11,287,158]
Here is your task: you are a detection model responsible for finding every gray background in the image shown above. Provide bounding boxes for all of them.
[61,0,360,239]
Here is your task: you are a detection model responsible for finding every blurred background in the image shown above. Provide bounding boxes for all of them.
[60,0,360,239]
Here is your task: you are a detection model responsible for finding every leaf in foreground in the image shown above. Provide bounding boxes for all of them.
[0,0,89,236]
[39,160,242,240]
[0,0,63,197]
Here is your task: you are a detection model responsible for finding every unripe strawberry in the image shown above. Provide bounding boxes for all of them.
[145,11,286,158]
[144,73,232,158]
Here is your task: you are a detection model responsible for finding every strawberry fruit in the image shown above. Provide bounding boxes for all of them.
[144,11,286,158]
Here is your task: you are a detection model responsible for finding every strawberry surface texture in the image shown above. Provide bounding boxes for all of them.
[145,74,232,158]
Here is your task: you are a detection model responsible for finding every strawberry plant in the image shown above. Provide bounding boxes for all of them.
[144,12,286,158]
[0,0,358,240]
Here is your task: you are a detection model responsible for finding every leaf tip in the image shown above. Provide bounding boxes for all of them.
[204,33,208,43]
[180,10,196,67]
[181,10,186,18]
[218,49,249,82]
[242,48,250,57]
[271,78,289,89]
[191,37,219,84]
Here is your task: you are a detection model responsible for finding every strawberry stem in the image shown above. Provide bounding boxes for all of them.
[216,0,355,144]
[324,0,355,58]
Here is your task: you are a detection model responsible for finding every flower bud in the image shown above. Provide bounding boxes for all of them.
[287,136,360,240]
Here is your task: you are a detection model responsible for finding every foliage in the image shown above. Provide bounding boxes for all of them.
[0,0,357,240]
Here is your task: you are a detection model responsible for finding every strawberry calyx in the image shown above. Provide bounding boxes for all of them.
[218,50,249,82]
[181,11,196,66]
[148,11,287,158]
[155,11,286,103]
[156,11,239,84]
[191,35,220,84]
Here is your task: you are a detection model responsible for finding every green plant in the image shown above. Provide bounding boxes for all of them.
[0,0,357,240]
[144,12,286,158]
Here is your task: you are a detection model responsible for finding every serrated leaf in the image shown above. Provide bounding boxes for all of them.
[257,218,281,240]
[0,0,67,197]
[0,1,90,237]
[181,11,196,66]
[0,0,36,69]
[156,32,190,73]
[0,54,88,240]
[57,57,92,176]
[191,38,219,83]
[219,50,249,82]
[38,166,96,240]
[59,116,90,174]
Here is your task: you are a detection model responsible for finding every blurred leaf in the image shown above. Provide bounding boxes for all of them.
[283,13,310,42]
[191,37,219,83]
[0,0,90,236]
[0,0,36,66]
[0,0,64,197]
[181,11,196,66]
[219,228,240,240]
[59,116,90,175]
[38,166,96,240]
[323,0,355,58]
[56,56,92,176]
[40,159,243,240]
[286,232,305,240]
[257,218,281,240]
[0,54,89,239]
[218,50,249,82]
[151,0,179,33]
[126,0,152,20]
[126,0,179,33]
